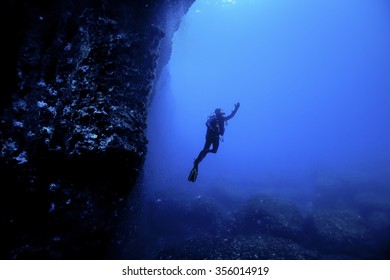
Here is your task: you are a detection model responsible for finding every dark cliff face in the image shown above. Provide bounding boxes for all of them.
[0,0,195,259]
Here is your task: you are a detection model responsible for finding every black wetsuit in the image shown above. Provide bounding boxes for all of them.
[193,108,238,169]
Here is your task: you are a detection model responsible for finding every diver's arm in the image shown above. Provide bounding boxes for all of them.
[224,102,240,121]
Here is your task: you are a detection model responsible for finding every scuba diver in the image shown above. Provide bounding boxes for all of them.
[188,102,240,182]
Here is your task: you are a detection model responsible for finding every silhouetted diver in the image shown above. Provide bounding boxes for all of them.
[188,102,240,182]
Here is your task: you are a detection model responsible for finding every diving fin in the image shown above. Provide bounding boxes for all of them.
[188,167,198,182]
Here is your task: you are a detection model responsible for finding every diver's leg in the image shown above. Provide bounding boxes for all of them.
[209,136,220,153]
[194,139,212,168]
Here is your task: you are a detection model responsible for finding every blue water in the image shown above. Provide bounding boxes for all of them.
[139,0,390,259]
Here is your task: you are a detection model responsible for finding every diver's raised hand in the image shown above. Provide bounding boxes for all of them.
[234,102,240,110]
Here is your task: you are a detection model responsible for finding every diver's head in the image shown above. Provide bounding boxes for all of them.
[215,108,225,116]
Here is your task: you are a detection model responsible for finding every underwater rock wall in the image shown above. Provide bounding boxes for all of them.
[0,0,195,259]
